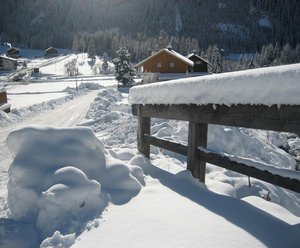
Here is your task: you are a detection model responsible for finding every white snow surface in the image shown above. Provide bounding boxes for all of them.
[129,63,300,106]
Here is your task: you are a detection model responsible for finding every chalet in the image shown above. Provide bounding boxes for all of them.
[186,52,210,72]
[0,56,17,70]
[135,47,194,74]
[45,47,59,57]
[6,47,21,59]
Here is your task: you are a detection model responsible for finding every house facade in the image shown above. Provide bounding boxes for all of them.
[0,56,17,70]
[136,48,194,73]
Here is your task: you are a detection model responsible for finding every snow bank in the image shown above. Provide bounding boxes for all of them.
[6,126,143,241]
[129,63,300,106]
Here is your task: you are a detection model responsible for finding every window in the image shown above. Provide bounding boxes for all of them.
[170,63,175,68]
[157,63,162,68]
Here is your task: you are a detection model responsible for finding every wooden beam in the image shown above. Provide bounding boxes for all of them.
[198,149,300,193]
[145,135,188,156]
[132,104,300,134]
[137,106,151,159]
[187,122,208,183]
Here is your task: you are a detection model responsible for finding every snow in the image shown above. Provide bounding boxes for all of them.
[7,126,142,241]
[0,51,300,248]
[129,63,300,106]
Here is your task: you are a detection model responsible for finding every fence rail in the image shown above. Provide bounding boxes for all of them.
[132,103,300,193]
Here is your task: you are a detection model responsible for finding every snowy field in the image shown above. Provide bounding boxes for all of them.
[0,53,300,248]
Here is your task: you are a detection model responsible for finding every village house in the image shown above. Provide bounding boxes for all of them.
[45,47,59,57]
[0,56,17,70]
[186,52,210,72]
[6,47,21,59]
[136,47,210,82]
[136,46,194,74]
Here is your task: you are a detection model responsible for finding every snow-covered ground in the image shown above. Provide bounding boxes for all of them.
[0,53,300,248]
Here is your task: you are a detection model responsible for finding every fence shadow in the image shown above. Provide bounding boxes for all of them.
[137,157,300,247]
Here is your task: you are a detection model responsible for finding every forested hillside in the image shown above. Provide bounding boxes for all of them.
[0,0,299,61]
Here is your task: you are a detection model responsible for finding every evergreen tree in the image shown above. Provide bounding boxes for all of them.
[280,43,293,64]
[112,47,135,86]
[87,39,96,60]
[72,34,79,54]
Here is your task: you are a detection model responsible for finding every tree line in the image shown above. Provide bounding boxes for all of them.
[0,0,299,56]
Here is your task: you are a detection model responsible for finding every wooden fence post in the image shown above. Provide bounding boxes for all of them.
[137,107,151,159]
[187,122,208,183]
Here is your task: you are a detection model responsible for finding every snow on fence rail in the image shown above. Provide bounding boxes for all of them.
[129,64,300,192]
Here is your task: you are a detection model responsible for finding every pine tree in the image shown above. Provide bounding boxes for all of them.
[72,34,79,54]
[280,43,293,64]
[112,47,135,86]
[87,39,96,60]
[209,45,222,73]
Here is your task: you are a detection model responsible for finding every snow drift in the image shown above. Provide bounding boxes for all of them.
[6,126,143,241]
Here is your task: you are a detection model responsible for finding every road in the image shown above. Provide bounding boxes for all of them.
[0,89,100,216]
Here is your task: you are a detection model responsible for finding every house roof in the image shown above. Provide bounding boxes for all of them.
[186,53,211,65]
[136,48,194,67]
[45,47,58,52]
[0,55,17,61]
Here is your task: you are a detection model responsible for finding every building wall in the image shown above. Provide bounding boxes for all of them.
[0,58,17,70]
[142,51,190,73]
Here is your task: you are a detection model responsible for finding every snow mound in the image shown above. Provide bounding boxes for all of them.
[40,231,76,248]
[6,126,143,241]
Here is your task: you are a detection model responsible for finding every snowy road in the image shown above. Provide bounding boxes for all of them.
[0,90,101,216]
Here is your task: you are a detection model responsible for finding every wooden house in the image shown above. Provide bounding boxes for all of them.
[136,47,194,74]
[0,56,17,70]
[186,52,210,72]
[6,47,21,59]
[45,47,59,57]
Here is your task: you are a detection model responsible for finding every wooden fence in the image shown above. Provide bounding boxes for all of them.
[132,103,300,193]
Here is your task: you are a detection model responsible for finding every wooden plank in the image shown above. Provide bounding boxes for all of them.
[198,149,300,193]
[137,106,151,159]
[132,104,300,134]
[145,134,188,156]
[187,122,208,183]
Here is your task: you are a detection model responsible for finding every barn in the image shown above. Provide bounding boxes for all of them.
[0,56,17,70]
[45,47,59,57]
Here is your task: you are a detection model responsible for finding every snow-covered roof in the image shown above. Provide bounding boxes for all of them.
[129,63,300,106]
[186,53,211,65]
[136,48,194,67]
[0,55,17,61]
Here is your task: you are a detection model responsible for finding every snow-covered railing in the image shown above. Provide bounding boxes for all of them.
[129,64,300,192]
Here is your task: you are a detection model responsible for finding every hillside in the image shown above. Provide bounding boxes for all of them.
[0,0,299,59]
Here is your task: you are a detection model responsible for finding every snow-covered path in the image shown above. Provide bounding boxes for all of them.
[0,90,100,216]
